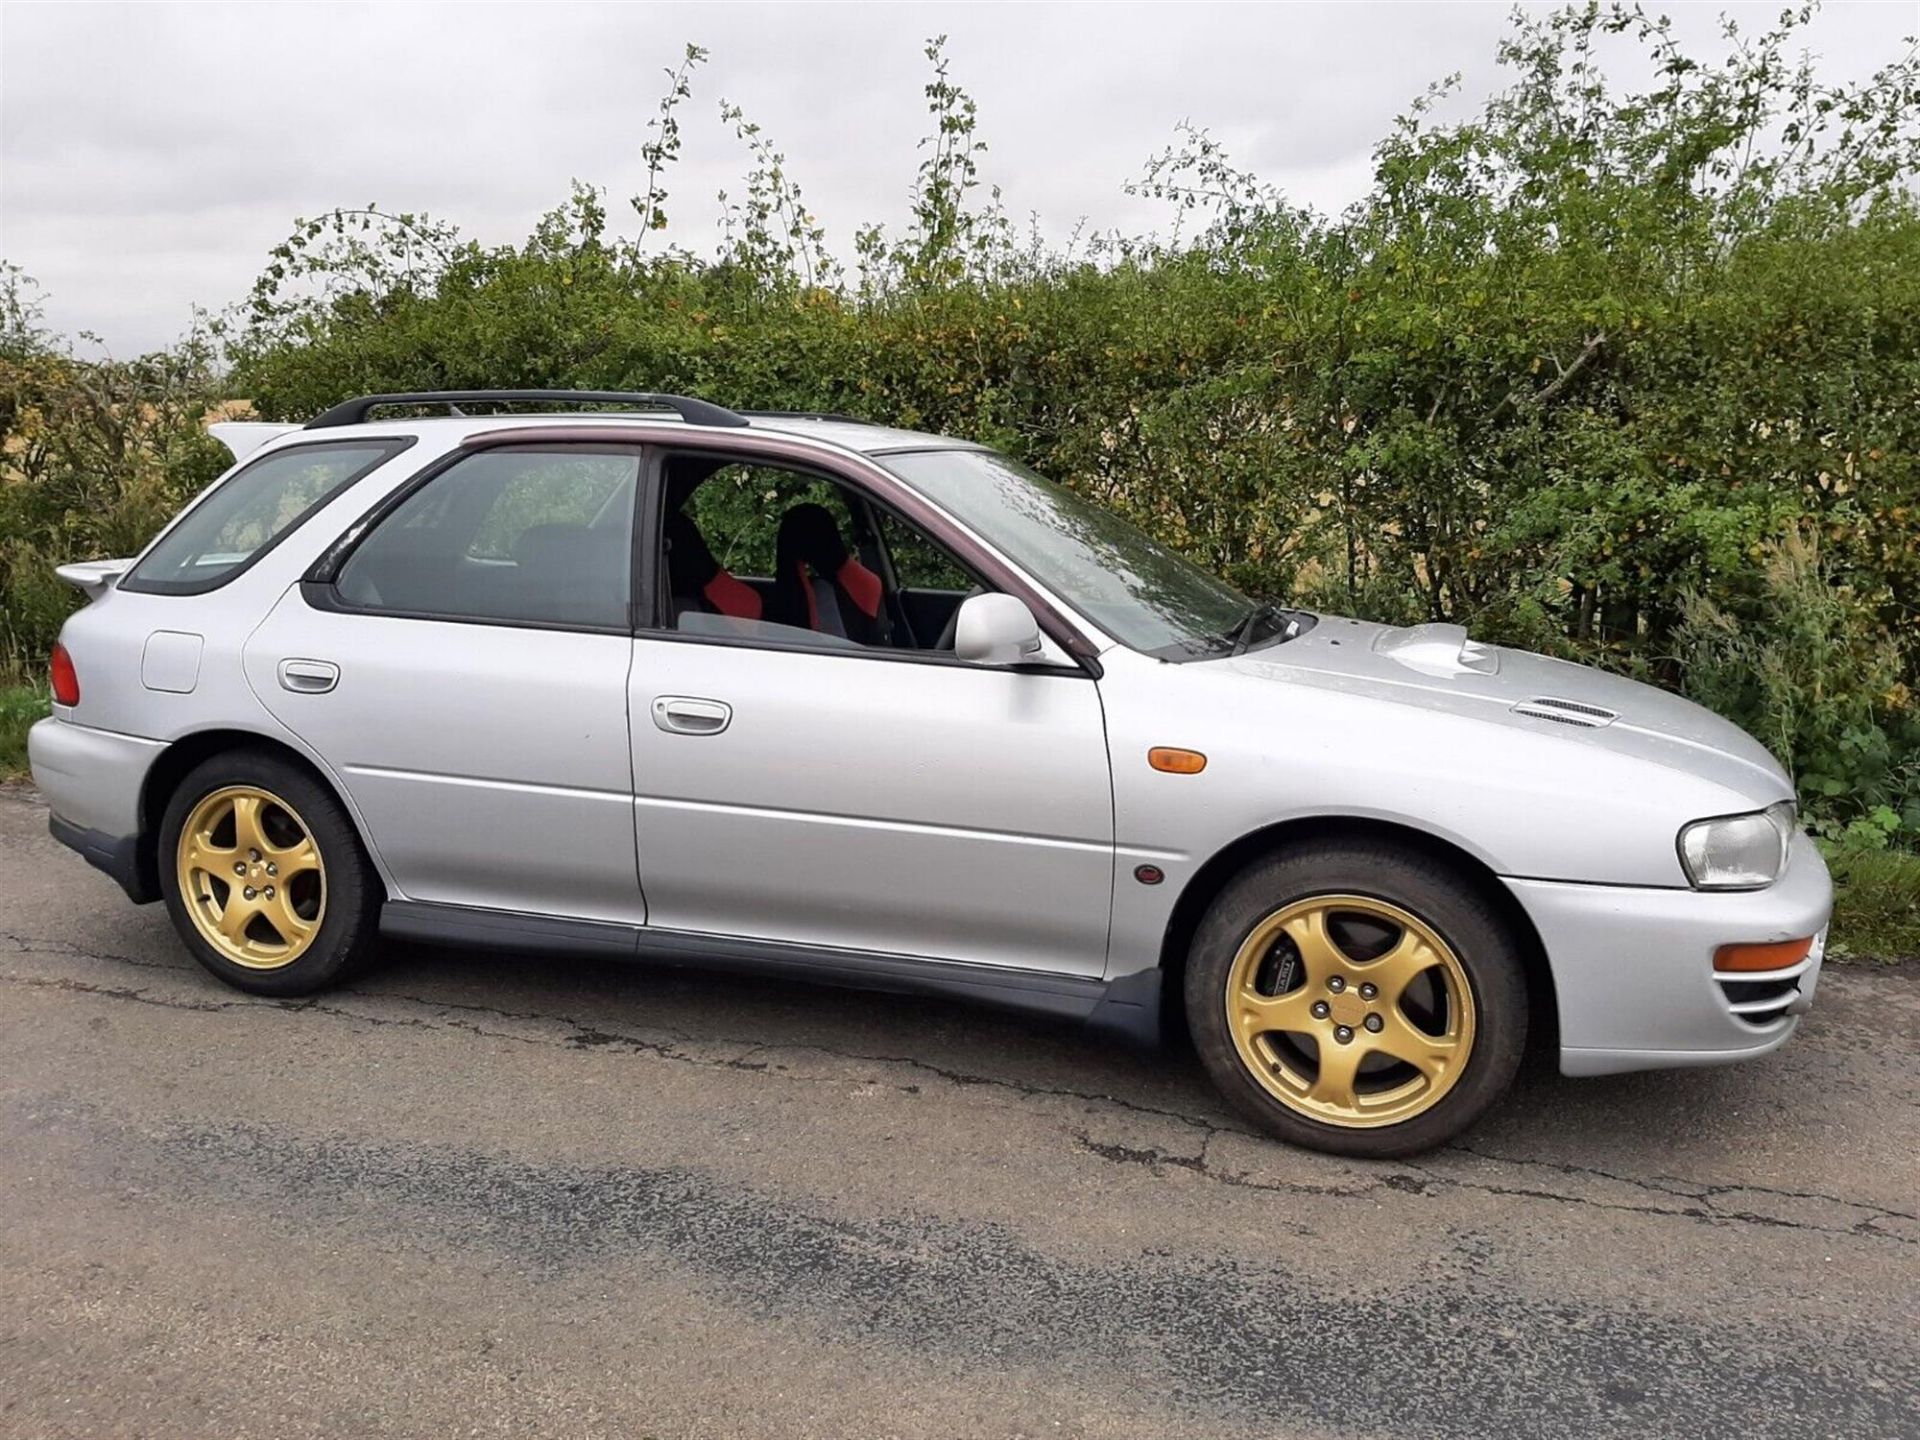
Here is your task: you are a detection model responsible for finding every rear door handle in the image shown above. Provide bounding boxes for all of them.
[278,658,339,694]
[652,696,732,736]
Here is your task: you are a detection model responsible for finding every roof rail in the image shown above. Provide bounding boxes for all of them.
[305,390,749,430]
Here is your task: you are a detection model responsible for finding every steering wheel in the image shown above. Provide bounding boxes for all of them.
[935,587,987,652]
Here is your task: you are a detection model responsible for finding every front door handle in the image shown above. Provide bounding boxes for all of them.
[652,696,732,736]
[278,658,339,694]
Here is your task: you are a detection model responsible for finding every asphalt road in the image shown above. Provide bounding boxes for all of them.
[2,786,1916,1440]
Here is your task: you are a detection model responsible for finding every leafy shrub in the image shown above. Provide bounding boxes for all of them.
[0,265,230,674]
[1674,534,1919,841]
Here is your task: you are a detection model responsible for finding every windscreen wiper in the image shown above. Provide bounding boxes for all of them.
[1227,602,1277,656]
[1225,603,1305,656]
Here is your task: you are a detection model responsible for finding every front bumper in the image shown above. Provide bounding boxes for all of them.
[29,716,165,903]
[1507,831,1833,1078]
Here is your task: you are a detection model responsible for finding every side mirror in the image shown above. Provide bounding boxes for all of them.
[953,592,1044,666]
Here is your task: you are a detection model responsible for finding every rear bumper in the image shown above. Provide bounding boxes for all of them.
[1508,832,1833,1078]
[29,716,164,903]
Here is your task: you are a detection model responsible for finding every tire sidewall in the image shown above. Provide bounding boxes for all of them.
[158,751,379,997]
[1185,843,1528,1159]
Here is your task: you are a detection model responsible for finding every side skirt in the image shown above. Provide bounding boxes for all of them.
[380,900,1163,1047]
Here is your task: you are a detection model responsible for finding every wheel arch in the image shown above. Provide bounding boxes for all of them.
[1156,815,1557,1052]
[136,729,387,900]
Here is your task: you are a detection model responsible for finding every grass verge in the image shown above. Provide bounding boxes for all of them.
[0,682,50,780]
[1824,844,1920,963]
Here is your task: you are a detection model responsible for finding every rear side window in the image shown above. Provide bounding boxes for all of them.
[331,447,639,630]
[123,439,410,595]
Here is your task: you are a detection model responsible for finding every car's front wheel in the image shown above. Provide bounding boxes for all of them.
[1185,840,1528,1158]
[158,750,381,996]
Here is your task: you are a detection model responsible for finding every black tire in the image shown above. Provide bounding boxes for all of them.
[1184,840,1527,1159]
[158,749,382,997]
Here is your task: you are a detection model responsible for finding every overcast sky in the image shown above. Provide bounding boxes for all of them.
[1,1,1911,354]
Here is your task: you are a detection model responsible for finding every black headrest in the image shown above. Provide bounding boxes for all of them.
[775,503,848,573]
[665,511,720,591]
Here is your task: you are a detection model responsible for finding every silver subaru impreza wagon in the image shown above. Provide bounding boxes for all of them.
[29,390,1833,1156]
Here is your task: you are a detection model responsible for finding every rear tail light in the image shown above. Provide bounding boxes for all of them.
[50,642,79,706]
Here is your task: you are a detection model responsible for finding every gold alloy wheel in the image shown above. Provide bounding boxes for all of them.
[176,785,326,970]
[1225,894,1476,1128]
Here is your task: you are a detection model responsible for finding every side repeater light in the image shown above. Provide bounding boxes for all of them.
[1148,747,1207,775]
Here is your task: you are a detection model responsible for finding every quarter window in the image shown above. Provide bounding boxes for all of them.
[122,440,409,595]
[334,448,638,629]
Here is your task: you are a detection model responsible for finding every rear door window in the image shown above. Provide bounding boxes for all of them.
[332,447,639,630]
[122,439,411,595]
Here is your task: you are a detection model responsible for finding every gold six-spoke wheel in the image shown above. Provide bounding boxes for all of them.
[176,785,326,970]
[1226,893,1476,1128]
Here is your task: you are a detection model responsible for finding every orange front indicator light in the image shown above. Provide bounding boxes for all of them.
[1148,747,1207,775]
[1713,937,1813,973]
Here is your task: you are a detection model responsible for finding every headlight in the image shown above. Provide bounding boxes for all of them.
[1677,801,1797,889]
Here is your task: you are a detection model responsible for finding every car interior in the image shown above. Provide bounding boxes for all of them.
[658,454,984,652]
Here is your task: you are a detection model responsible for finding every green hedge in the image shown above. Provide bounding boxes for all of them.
[4,5,1917,844]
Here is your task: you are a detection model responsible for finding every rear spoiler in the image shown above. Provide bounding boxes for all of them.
[55,559,134,597]
[208,421,301,461]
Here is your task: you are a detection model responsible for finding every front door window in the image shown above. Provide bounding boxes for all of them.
[658,454,981,655]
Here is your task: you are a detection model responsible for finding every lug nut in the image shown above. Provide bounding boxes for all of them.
[249,848,261,862]
[1363,1014,1384,1033]
[1328,976,1347,993]
[266,863,278,877]
[1359,983,1378,1000]
[1310,1000,1331,1019]
[242,887,257,900]
[1333,1025,1355,1044]
[233,862,246,876]
[264,886,275,900]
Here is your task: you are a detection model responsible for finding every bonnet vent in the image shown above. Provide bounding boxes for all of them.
[1511,696,1618,729]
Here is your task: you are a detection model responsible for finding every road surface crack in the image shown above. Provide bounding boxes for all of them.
[1071,1133,1917,1246]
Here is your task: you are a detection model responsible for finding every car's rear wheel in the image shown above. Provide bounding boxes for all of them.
[159,751,381,996]
[1185,841,1527,1158]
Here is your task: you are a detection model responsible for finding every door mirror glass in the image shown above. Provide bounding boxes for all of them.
[953,593,1043,666]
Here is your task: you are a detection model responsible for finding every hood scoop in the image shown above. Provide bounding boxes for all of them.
[1511,695,1619,729]
[1371,623,1500,678]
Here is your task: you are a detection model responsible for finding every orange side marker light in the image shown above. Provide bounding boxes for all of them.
[1148,747,1207,775]
[1713,937,1813,973]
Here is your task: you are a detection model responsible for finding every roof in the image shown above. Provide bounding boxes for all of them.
[746,414,978,455]
[268,389,985,461]
[263,412,977,458]
[421,411,978,455]
[217,410,983,468]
